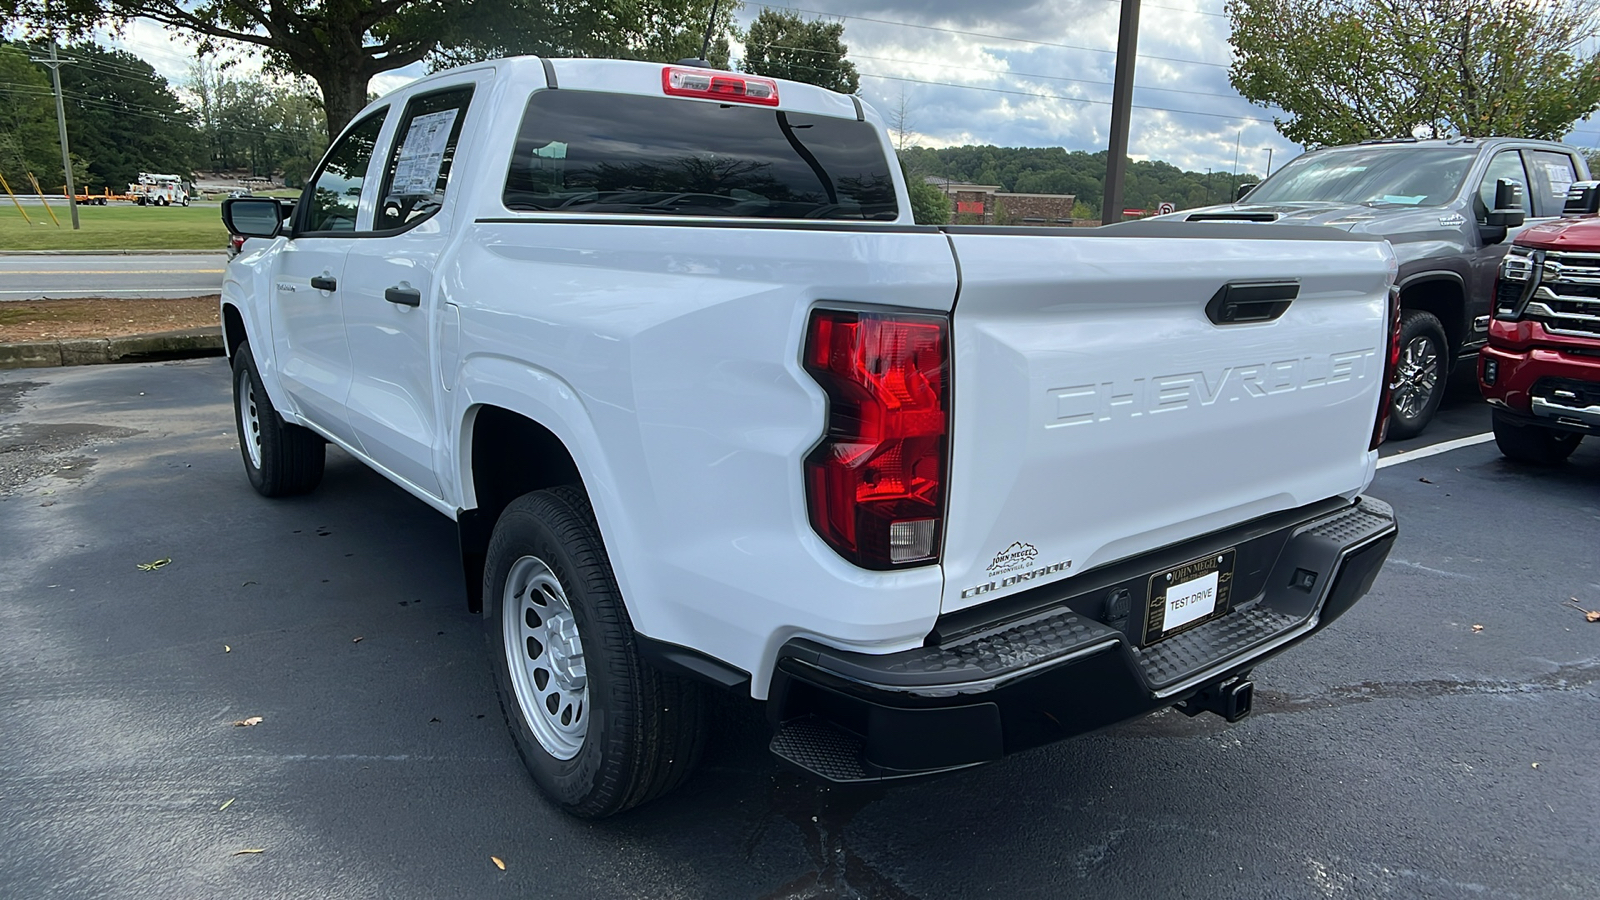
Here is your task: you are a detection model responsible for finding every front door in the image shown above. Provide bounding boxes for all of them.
[341,83,478,497]
[270,107,390,446]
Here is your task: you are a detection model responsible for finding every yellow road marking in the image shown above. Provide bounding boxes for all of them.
[2,268,226,274]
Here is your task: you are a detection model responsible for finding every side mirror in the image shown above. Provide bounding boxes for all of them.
[1235,182,1258,202]
[1484,178,1525,228]
[1562,180,1600,216]
[222,197,291,239]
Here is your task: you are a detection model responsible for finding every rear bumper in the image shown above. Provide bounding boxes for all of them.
[767,496,1397,782]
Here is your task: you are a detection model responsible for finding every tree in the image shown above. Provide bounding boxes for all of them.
[0,42,59,183]
[189,61,326,184]
[6,0,737,140]
[904,173,950,224]
[52,41,201,190]
[1228,0,1600,147]
[738,9,859,93]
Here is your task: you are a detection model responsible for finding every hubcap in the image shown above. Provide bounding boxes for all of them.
[1392,335,1439,419]
[238,370,263,469]
[502,556,588,759]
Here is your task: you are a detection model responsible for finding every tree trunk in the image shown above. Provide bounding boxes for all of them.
[313,69,375,143]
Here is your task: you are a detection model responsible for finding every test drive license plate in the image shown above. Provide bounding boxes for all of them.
[1141,549,1236,645]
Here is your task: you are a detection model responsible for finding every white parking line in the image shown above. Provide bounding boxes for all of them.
[1377,432,1495,468]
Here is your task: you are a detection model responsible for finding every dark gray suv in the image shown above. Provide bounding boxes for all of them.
[1167,137,1588,439]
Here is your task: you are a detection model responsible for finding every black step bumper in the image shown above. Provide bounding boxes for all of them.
[768,496,1397,782]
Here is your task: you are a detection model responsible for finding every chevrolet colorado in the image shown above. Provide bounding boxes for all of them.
[220,57,1400,817]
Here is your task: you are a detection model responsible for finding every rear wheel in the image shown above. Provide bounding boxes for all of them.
[484,487,706,818]
[231,340,325,496]
[1492,411,1582,465]
[1386,310,1450,441]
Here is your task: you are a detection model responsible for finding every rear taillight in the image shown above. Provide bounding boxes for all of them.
[662,67,779,106]
[804,308,949,569]
[1371,286,1402,450]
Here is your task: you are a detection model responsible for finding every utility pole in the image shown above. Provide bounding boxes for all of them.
[1231,130,1241,200]
[1264,147,1274,178]
[1100,0,1141,225]
[31,39,79,229]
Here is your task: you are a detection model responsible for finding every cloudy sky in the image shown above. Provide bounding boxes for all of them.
[99,0,1600,177]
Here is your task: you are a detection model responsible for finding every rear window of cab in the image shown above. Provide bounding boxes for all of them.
[503,90,899,221]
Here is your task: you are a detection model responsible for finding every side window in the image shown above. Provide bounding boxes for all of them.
[1477,150,1531,220]
[376,86,474,232]
[1527,150,1578,217]
[299,109,388,234]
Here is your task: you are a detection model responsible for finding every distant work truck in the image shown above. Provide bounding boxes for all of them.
[128,173,189,207]
[1169,137,1589,440]
[221,57,1399,818]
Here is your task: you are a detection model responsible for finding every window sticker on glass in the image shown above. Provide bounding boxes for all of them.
[1546,161,1575,199]
[390,109,459,197]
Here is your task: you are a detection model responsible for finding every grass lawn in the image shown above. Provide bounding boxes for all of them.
[0,202,228,251]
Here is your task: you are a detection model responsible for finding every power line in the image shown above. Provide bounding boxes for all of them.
[752,3,1235,69]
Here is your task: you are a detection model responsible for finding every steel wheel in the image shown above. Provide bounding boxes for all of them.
[502,555,589,760]
[1392,335,1439,420]
[236,366,263,469]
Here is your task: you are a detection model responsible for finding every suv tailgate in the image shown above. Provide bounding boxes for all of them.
[940,226,1393,613]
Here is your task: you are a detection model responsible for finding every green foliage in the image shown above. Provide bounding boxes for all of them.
[899,145,1258,217]
[904,174,951,224]
[189,61,326,186]
[8,1,738,139]
[1228,0,1600,147]
[0,43,59,182]
[53,42,202,191]
[738,9,860,94]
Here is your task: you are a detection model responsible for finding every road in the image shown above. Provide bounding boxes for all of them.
[0,253,226,300]
[1,360,1596,899]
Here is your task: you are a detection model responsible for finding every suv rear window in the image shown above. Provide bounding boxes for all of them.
[503,90,898,220]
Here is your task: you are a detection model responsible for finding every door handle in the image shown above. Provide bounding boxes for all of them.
[310,275,338,292]
[385,286,422,307]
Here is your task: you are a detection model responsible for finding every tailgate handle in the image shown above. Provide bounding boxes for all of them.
[1206,281,1298,325]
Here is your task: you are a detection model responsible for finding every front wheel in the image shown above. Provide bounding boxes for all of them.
[484,487,706,818]
[231,340,325,496]
[1492,411,1582,465]
[1386,309,1450,441]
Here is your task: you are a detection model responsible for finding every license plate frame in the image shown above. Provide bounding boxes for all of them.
[1141,548,1237,646]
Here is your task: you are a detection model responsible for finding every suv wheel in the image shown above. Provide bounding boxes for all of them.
[484,487,706,818]
[1386,310,1449,441]
[1492,411,1583,465]
[231,340,326,496]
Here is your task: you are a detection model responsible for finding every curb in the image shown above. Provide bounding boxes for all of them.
[0,328,224,370]
[0,249,224,256]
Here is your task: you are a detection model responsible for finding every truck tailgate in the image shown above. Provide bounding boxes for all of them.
[941,229,1393,613]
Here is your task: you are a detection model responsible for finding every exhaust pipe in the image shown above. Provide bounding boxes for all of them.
[1178,676,1254,723]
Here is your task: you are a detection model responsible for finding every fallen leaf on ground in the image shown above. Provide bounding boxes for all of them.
[1568,597,1600,622]
[224,645,231,653]
[232,848,265,856]
[241,581,257,587]
[219,798,235,811]
[233,716,263,727]
[1471,624,1483,633]
[491,856,506,871]
[1532,762,1540,769]
[136,558,171,571]
[1418,477,1433,484]
[352,636,363,643]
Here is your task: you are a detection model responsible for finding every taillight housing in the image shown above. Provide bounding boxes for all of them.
[662,67,780,106]
[1371,285,1402,450]
[804,308,950,569]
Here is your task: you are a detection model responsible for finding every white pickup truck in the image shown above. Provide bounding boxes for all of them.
[221,57,1400,818]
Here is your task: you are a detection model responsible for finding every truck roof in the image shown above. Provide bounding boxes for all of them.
[1339,136,1575,154]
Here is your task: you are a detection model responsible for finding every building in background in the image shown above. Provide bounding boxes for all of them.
[927,179,1083,225]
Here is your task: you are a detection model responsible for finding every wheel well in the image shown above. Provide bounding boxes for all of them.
[222,304,247,360]
[1399,278,1466,362]
[458,406,584,612]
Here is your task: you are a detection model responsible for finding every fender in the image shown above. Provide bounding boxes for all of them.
[450,354,662,637]
[1395,268,1471,354]
[220,245,295,421]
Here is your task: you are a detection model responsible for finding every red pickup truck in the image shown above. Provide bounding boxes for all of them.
[1480,182,1600,463]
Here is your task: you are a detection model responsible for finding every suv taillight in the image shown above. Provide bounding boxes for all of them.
[804,308,949,569]
[1371,286,1402,450]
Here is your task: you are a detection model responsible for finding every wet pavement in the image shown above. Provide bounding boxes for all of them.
[1,359,1597,899]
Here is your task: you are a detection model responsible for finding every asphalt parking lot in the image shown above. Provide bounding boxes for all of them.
[2,359,1597,899]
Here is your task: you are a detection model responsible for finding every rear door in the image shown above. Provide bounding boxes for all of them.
[341,81,480,497]
[939,229,1394,613]
[270,107,389,446]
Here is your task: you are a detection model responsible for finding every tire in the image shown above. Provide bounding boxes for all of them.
[1492,411,1582,465]
[231,340,325,496]
[484,487,706,818]
[1386,309,1450,441]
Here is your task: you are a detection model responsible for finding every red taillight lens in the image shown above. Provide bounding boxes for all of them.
[1371,286,1402,450]
[804,308,949,569]
[662,67,780,106]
